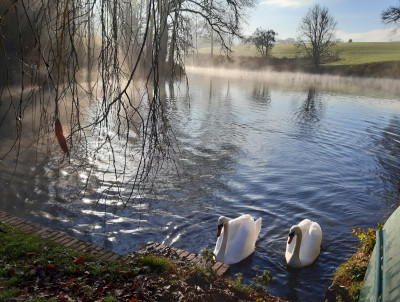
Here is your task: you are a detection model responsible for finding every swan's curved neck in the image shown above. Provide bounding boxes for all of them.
[217,220,229,262]
[289,226,302,267]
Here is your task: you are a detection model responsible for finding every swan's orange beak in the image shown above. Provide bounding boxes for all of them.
[288,231,295,244]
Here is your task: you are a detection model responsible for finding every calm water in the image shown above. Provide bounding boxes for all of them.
[1,69,400,301]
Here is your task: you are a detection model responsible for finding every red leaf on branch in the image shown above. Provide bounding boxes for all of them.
[55,118,69,156]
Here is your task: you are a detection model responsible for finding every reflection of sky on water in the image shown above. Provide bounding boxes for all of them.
[1,71,400,301]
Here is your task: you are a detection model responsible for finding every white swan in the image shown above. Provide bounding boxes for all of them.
[213,214,262,265]
[285,219,322,268]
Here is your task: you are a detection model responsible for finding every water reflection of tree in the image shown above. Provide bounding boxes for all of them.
[296,87,324,133]
[252,82,271,106]
[152,77,243,210]
[374,116,400,207]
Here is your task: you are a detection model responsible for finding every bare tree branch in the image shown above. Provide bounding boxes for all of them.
[382,2,400,27]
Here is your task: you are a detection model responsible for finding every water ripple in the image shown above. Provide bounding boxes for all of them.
[1,73,400,301]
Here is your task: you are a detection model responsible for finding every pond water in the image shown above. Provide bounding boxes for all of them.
[1,68,400,301]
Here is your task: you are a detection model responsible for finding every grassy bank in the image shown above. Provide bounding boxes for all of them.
[194,42,400,78]
[325,225,382,302]
[198,42,400,65]
[0,222,286,301]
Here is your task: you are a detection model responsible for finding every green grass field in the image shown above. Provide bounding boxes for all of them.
[198,42,400,66]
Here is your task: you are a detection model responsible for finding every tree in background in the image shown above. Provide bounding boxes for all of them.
[296,4,338,71]
[382,1,400,27]
[159,0,256,74]
[247,28,277,60]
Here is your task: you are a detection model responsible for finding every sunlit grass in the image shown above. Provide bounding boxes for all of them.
[198,42,400,65]
[329,42,400,65]
[136,254,175,273]
[0,222,127,300]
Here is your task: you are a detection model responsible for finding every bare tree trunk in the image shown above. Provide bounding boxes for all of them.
[158,0,169,76]
[145,0,154,71]
[210,29,214,63]
[168,1,181,74]
[112,0,118,72]
[87,0,93,87]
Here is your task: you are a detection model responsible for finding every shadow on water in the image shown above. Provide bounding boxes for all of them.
[374,116,400,210]
[283,252,327,302]
[285,266,301,301]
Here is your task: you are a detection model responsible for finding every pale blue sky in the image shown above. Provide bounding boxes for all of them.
[247,0,400,42]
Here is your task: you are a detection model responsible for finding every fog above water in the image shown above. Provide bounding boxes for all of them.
[187,66,400,98]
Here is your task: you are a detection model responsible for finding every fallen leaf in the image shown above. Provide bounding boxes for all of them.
[73,256,85,264]
[94,287,104,294]
[66,278,76,287]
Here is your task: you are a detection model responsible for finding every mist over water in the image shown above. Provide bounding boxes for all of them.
[187,66,400,97]
[1,69,400,301]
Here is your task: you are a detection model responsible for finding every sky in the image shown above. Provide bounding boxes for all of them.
[247,0,400,42]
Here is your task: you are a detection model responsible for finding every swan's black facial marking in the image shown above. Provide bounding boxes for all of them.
[217,223,223,237]
[288,231,295,244]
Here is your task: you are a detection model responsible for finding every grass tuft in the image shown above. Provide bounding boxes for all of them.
[103,298,118,302]
[184,264,217,288]
[137,254,175,273]
[0,288,19,302]
[231,272,253,295]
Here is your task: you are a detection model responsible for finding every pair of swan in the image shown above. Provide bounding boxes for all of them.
[213,215,322,268]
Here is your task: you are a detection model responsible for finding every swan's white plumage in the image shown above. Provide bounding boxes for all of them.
[213,214,262,265]
[285,219,322,268]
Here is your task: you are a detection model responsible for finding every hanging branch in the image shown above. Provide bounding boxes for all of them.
[0,0,253,205]
[54,0,70,157]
